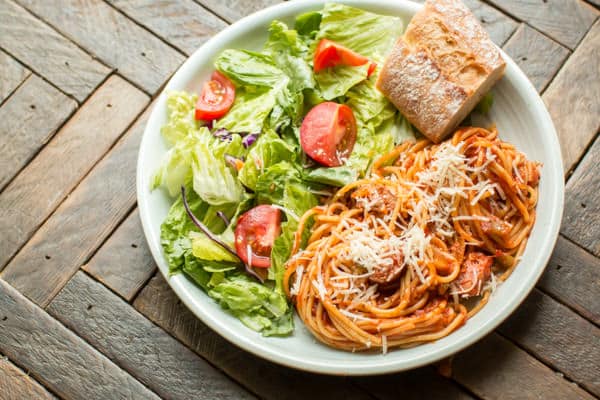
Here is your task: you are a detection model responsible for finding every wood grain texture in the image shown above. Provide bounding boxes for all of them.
[16,0,185,94]
[498,289,600,396]
[543,20,600,173]
[1,100,152,307]
[0,357,56,400]
[47,271,256,400]
[134,273,375,400]
[0,278,160,400]
[107,0,228,56]
[83,208,157,301]
[0,76,148,271]
[561,135,600,256]
[463,0,518,46]
[356,367,475,400]
[194,0,281,24]
[0,0,110,102]
[0,50,30,104]
[538,236,600,325]
[0,75,77,191]
[411,0,518,45]
[486,0,599,49]
[503,24,570,92]
[452,333,595,400]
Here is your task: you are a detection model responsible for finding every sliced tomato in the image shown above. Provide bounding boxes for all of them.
[300,102,357,167]
[234,205,282,268]
[455,252,493,297]
[313,39,377,77]
[195,71,235,121]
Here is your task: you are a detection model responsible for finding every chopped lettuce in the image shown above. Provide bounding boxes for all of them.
[238,130,296,190]
[304,166,358,187]
[316,3,403,62]
[161,91,199,145]
[295,11,322,37]
[215,87,281,133]
[215,49,286,87]
[191,127,245,205]
[315,63,370,100]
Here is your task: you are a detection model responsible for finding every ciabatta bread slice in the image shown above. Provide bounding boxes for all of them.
[376,0,506,143]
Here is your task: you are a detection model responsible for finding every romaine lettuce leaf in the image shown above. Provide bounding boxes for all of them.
[316,3,403,62]
[315,63,370,100]
[238,130,296,190]
[191,127,245,205]
[215,86,282,133]
[215,49,285,87]
[295,11,322,37]
[304,166,358,187]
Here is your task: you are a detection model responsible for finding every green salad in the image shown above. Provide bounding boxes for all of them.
[151,4,417,336]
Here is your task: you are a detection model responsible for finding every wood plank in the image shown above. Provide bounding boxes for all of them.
[0,278,161,400]
[47,271,256,400]
[355,367,475,400]
[194,0,281,24]
[0,357,56,400]
[134,273,374,400]
[83,208,157,301]
[502,24,570,93]
[16,0,185,94]
[107,0,228,56]
[486,0,598,49]
[561,136,600,257]
[0,75,148,271]
[452,333,595,400]
[542,20,600,173]
[0,50,30,104]
[1,100,152,307]
[0,75,77,191]
[411,0,518,46]
[462,0,518,46]
[498,289,600,396]
[537,236,600,325]
[0,0,110,102]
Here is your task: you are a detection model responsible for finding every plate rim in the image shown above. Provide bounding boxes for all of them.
[136,0,565,375]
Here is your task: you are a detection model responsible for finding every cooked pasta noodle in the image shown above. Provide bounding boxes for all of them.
[283,127,540,352]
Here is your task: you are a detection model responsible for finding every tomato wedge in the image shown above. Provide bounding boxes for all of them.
[234,205,282,268]
[300,102,357,167]
[195,71,235,121]
[313,39,377,76]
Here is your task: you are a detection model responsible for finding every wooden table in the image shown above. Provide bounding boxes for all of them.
[0,0,598,399]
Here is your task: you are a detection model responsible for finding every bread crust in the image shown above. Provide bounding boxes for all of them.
[376,0,506,143]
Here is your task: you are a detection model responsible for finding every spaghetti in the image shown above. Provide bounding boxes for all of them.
[283,127,540,352]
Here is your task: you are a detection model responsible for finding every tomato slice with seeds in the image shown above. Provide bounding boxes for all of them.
[234,205,282,268]
[313,39,377,77]
[195,71,235,121]
[300,102,357,167]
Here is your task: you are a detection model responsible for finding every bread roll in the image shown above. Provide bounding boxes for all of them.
[376,0,506,143]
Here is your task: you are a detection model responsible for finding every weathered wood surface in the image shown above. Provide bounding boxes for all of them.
[47,272,256,400]
[0,278,161,400]
[83,208,157,301]
[0,50,30,105]
[356,367,475,400]
[499,289,600,396]
[562,136,600,257]
[452,333,595,400]
[538,236,600,325]
[486,0,599,49]
[195,0,282,24]
[0,75,77,191]
[0,0,110,102]
[1,101,151,307]
[0,357,56,400]
[15,0,185,94]
[107,0,228,56]
[503,24,570,93]
[543,19,600,174]
[0,1,599,399]
[134,273,375,400]
[0,76,148,271]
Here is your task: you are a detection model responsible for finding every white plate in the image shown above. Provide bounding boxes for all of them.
[136,0,564,375]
